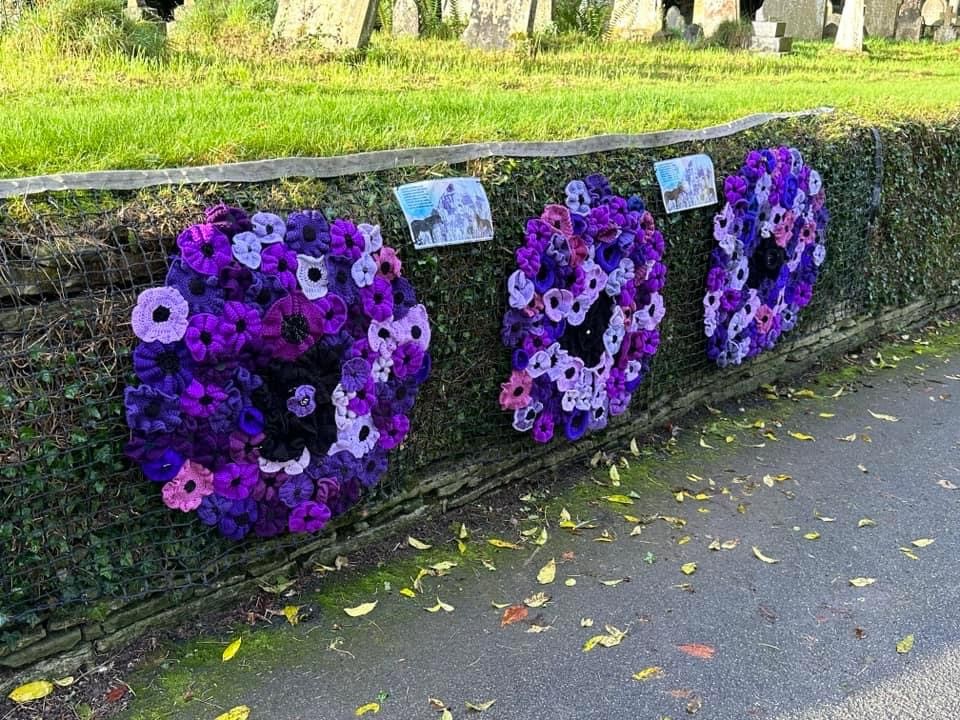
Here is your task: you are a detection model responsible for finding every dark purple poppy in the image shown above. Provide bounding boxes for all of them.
[253,499,289,538]
[133,341,193,394]
[166,257,225,315]
[390,277,417,320]
[142,447,185,482]
[279,474,315,508]
[245,272,288,311]
[261,291,325,361]
[285,210,331,257]
[359,277,394,322]
[205,203,252,236]
[125,385,182,435]
[214,462,259,500]
[288,501,331,533]
[325,257,358,304]
[261,243,299,290]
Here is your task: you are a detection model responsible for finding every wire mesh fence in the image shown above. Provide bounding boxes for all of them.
[0,116,883,636]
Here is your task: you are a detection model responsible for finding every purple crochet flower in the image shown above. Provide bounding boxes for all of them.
[288,501,331,533]
[316,294,348,335]
[341,357,371,393]
[329,219,364,260]
[205,203,252,236]
[177,224,233,276]
[359,277,394,322]
[181,379,227,418]
[392,342,424,379]
[141,447,185,483]
[198,495,258,540]
[166,258,225,315]
[251,212,286,244]
[286,210,331,257]
[279,474,315,508]
[261,243,299,290]
[231,231,262,270]
[213,462,260,500]
[260,291,324,361]
[287,384,317,417]
[131,287,190,344]
[133,341,193,394]
[184,313,236,363]
[125,384,182,435]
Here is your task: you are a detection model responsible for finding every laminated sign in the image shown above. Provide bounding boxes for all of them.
[394,178,494,249]
[654,154,718,213]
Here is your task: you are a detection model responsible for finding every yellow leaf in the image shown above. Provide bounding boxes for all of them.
[215,706,251,720]
[693,492,712,501]
[441,709,454,720]
[868,410,899,422]
[609,465,621,483]
[687,473,704,483]
[804,532,821,541]
[425,597,454,613]
[344,601,378,617]
[838,433,857,442]
[523,593,550,608]
[831,386,845,398]
[697,508,710,514]
[526,624,551,633]
[536,559,556,585]
[680,562,697,576]
[763,431,779,441]
[911,538,935,548]
[222,637,242,662]
[559,507,571,522]
[708,539,721,551]
[583,630,625,652]
[818,413,835,418]
[491,601,510,609]
[794,389,817,398]
[355,702,381,716]
[580,617,594,627]
[721,539,740,550]
[600,578,625,586]
[603,494,634,505]
[752,546,780,564]
[457,540,468,554]
[677,535,691,545]
[565,578,577,586]
[858,518,877,528]
[282,605,301,626]
[630,526,643,536]
[533,527,549,546]
[594,530,614,543]
[408,536,432,550]
[481,559,497,571]
[674,491,684,503]
[458,523,469,540]
[52,677,75,688]
[897,634,915,654]
[788,431,816,441]
[900,547,920,560]
[7,680,54,703]
[699,437,715,449]
[430,561,457,574]
[849,577,876,587]
[630,438,640,457]
[488,538,521,550]
[633,666,665,681]
[623,514,640,523]
[466,699,496,712]
[399,587,416,598]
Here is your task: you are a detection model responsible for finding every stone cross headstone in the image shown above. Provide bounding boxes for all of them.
[609,0,663,39]
[393,0,420,36]
[864,0,899,38]
[895,0,922,40]
[462,0,536,48]
[755,0,826,40]
[692,0,738,37]
[834,0,864,50]
[750,20,792,54]
[665,5,686,31]
[273,0,378,48]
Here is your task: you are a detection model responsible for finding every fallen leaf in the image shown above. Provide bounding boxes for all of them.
[896,634,915,654]
[752,546,780,564]
[500,605,528,627]
[900,546,920,560]
[858,464,869,474]
[632,666,665,682]
[355,702,381,716]
[600,578,625,586]
[819,413,835,418]
[215,707,251,720]
[630,438,640,456]
[687,695,704,714]
[677,643,715,660]
[849,577,876,587]
[533,527,549,546]
[815,512,836,522]
[105,687,127,703]
[699,437,715,449]
[788,431,816,441]
[222,637,242,662]
[580,617,594,627]
[630,525,643,536]
[678,535,692,545]
[524,592,550,608]
[526,624,551,633]
[282,605,301,626]
[458,523,469,540]
[868,410,899,422]
[858,518,877,528]
[804,532,821,541]
[603,494,634,505]
[794,389,816,398]
[441,710,453,720]
[465,699,496,712]
[721,539,740,550]
[937,479,958,490]
[344,601,378,617]
[609,465,621,484]
[8,680,54,703]
[400,587,416,598]
[52,677,74,688]
[559,507,571,522]
[425,597,454,613]
[481,559,497,571]
[594,530,615,543]
[911,538,935,548]
[565,578,577,586]
[429,698,447,710]
[681,562,697,576]
[408,536,432,550]
[430,561,457,574]
[488,538,521,550]
[854,627,866,639]
[583,625,627,652]
[838,433,857,442]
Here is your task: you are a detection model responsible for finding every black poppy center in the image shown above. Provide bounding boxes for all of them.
[378,327,391,340]
[236,513,250,525]
[257,289,272,306]
[380,261,392,274]
[308,267,323,282]
[302,225,316,243]
[152,306,171,323]
[188,278,207,297]
[235,318,247,333]
[229,474,243,488]
[281,313,310,345]
[200,394,213,406]
[558,292,613,368]
[277,259,289,272]
[157,350,181,375]
[184,479,196,494]
[411,326,422,340]
[536,262,552,286]
[200,330,213,346]
[359,425,370,441]
[749,236,787,284]
[145,400,161,418]
[336,269,349,284]
[373,291,384,304]
[201,242,215,258]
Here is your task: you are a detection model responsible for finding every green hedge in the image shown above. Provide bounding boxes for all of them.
[1,114,958,641]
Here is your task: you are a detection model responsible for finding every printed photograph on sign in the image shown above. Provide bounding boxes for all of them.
[393,178,494,249]
[653,154,718,214]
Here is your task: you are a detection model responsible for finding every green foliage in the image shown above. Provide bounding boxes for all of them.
[3,0,166,57]
[553,0,612,38]
[168,0,276,55]
[709,19,753,50]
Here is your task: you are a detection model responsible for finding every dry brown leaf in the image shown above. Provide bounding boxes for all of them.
[500,605,528,627]
[677,643,716,660]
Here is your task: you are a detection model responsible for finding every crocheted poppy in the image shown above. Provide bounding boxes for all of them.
[704,147,828,367]
[125,205,432,540]
[498,175,667,443]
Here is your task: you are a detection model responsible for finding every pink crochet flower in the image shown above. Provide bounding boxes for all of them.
[162,461,214,511]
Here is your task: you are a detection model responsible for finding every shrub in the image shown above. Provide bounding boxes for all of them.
[4,0,166,57]
[554,0,612,39]
[710,18,752,50]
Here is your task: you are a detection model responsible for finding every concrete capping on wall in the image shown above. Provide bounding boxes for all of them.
[0,108,834,198]
[1,291,956,694]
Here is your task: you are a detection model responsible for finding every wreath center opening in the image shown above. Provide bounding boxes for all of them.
[558,292,614,368]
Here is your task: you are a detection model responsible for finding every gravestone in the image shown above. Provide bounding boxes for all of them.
[462,0,535,48]
[273,0,378,48]
[922,0,947,26]
[750,20,792,55]
[692,0,738,37]
[683,22,704,42]
[895,0,922,40]
[609,0,663,39]
[532,0,552,30]
[755,0,826,40]
[666,5,686,31]
[393,0,420,36]
[864,0,899,38]
[834,0,864,51]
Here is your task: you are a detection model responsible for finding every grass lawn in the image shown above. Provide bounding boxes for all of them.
[1,36,960,176]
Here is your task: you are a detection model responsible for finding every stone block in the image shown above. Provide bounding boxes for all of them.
[752,20,785,36]
[895,0,922,40]
[272,0,378,49]
[683,23,703,43]
[0,644,93,696]
[0,627,46,659]
[101,595,174,635]
[0,629,81,669]
[750,35,793,53]
[532,0,552,31]
[461,0,535,48]
[609,0,663,39]
[756,0,826,40]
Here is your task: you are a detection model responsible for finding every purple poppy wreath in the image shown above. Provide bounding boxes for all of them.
[498,175,667,443]
[124,205,431,540]
[704,147,829,367]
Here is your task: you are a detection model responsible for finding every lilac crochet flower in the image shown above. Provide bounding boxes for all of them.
[177,224,233,276]
[251,212,286,244]
[231,231,263,269]
[131,287,190,343]
[287,384,317,417]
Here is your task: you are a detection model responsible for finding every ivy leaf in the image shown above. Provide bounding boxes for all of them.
[8,680,54,703]
[222,637,241,662]
[215,707,251,720]
[344,601,378,617]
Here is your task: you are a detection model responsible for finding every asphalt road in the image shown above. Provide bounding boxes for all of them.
[125,348,960,720]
